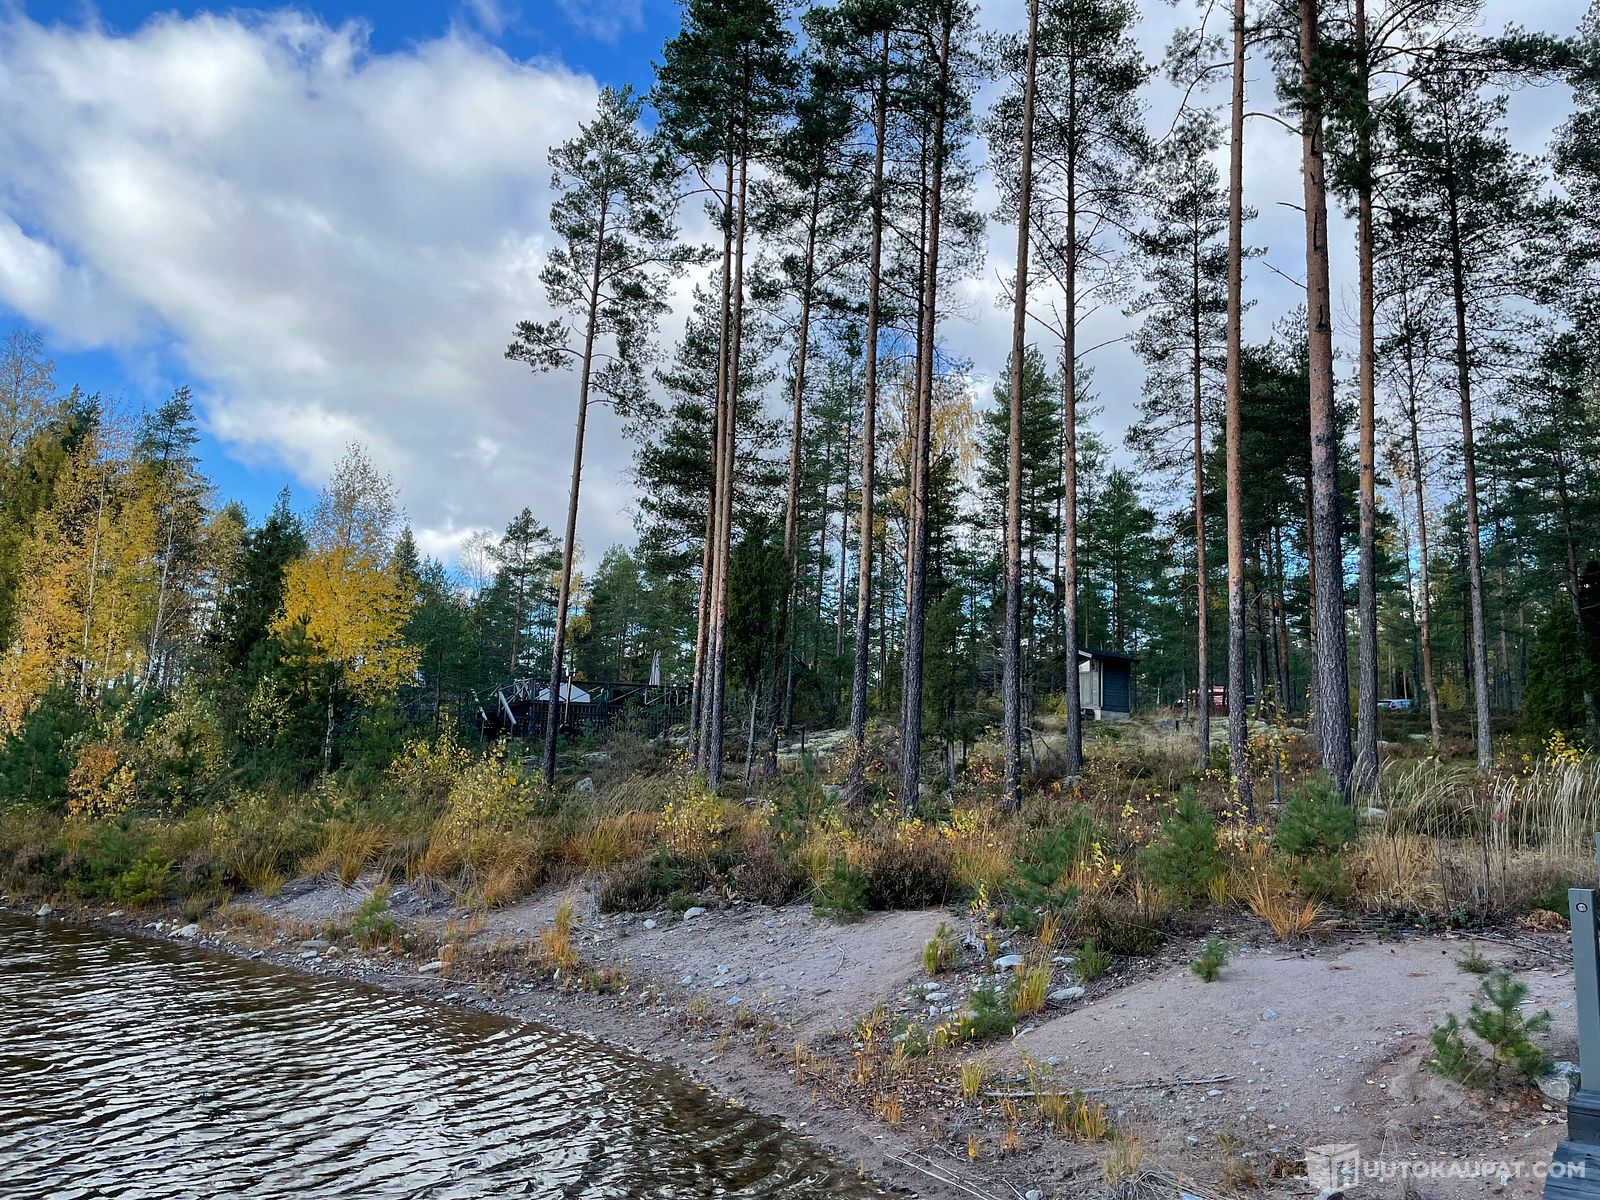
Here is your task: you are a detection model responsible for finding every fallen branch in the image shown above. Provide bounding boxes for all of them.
[938,1073,1235,1100]
[885,1151,1002,1200]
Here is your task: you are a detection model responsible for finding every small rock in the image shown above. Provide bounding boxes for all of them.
[106,909,123,918]
[726,996,741,1006]
[1026,1191,1043,1200]
[300,949,319,959]
[1050,986,1085,1002]
[1261,1008,1280,1021]
[993,953,1026,970]
[681,974,695,986]
[643,919,657,930]
[419,960,445,974]
[683,906,707,920]
[1207,1088,1223,1097]
[175,923,200,939]
[572,776,595,794]
[301,938,330,951]
[1541,1061,1580,1103]
[34,904,51,917]
[926,991,948,1003]
[1362,806,1386,820]
[734,974,749,985]
[718,963,729,975]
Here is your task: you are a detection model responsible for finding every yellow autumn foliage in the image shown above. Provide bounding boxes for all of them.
[275,544,417,700]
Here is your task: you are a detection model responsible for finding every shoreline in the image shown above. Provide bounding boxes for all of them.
[5,877,1585,1200]
[3,894,963,1200]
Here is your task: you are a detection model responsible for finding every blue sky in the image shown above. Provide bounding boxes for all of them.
[9,0,683,533]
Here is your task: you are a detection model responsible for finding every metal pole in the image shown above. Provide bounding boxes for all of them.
[1543,833,1600,1195]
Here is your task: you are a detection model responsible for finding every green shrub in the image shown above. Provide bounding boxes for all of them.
[1429,970,1552,1090]
[1274,776,1358,901]
[858,833,956,911]
[71,823,151,898]
[728,842,807,907]
[958,980,1015,1041]
[1071,892,1165,957]
[1074,938,1111,982]
[351,887,399,948]
[1009,807,1099,913]
[1191,938,1229,982]
[598,850,703,913]
[112,855,173,907]
[812,856,868,922]
[1141,790,1224,905]
[1457,946,1492,975]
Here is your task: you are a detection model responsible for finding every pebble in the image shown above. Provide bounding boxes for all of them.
[734,974,749,985]
[726,996,741,1006]
[993,953,1026,970]
[1262,1008,1280,1021]
[683,907,707,920]
[681,974,695,986]
[1050,986,1085,1002]
[1207,1088,1223,1097]
[643,919,656,929]
[175,923,200,939]
[420,960,445,974]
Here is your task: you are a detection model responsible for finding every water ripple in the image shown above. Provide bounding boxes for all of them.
[0,916,882,1199]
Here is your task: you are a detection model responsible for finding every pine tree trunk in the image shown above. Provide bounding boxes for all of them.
[1060,59,1083,777]
[847,32,891,807]
[1192,240,1211,769]
[1352,0,1381,796]
[1299,0,1354,796]
[687,488,714,755]
[779,194,820,740]
[542,201,607,787]
[1400,333,1443,749]
[1224,0,1251,812]
[1442,142,1493,771]
[707,150,751,790]
[1002,0,1040,815]
[899,15,952,814]
[695,154,738,772]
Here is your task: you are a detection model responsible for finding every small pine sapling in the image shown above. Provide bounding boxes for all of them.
[1191,937,1230,982]
[1429,970,1552,1090]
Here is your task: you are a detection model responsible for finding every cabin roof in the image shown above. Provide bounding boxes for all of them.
[1078,646,1139,664]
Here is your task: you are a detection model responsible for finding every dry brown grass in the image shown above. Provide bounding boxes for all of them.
[538,899,580,972]
[301,819,387,886]
[1248,873,1322,940]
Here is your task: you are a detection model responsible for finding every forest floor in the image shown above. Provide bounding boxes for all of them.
[18,875,1583,1200]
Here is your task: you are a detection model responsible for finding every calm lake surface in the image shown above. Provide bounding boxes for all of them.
[0,914,884,1199]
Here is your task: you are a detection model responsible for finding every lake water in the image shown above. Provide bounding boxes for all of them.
[0,914,883,1198]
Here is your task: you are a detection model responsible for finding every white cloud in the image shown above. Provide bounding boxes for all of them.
[556,0,645,43]
[0,9,630,560]
[0,0,1575,569]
